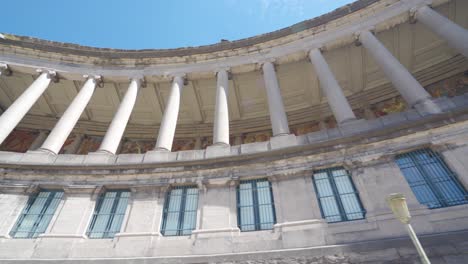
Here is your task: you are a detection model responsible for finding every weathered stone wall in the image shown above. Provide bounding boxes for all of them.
[1,106,468,263]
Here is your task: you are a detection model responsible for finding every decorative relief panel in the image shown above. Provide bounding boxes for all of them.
[371,96,407,117]
[291,122,320,136]
[0,129,38,153]
[120,140,155,154]
[242,130,272,144]
[77,136,103,154]
[59,133,79,154]
[425,72,468,98]
[172,138,196,151]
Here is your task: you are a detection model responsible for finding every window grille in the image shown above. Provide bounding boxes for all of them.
[10,190,63,238]
[161,186,199,236]
[313,167,365,223]
[237,178,276,231]
[87,190,130,238]
[395,148,468,209]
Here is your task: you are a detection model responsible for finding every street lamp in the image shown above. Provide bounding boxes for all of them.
[386,193,431,264]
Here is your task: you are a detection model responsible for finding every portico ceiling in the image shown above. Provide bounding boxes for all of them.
[0,0,467,139]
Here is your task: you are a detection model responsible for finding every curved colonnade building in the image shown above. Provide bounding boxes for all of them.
[0,0,468,263]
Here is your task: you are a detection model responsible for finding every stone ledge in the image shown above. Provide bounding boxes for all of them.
[0,95,466,168]
[115,232,161,238]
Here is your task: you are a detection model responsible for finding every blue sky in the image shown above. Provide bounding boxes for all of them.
[2,0,355,49]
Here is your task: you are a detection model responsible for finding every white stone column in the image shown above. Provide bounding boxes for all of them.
[359,30,440,114]
[98,79,140,154]
[154,75,185,151]
[262,61,290,136]
[309,49,356,124]
[39,76,98,154]
[416,5,468,58]
[0,70,55,145]
[213,69,230,145]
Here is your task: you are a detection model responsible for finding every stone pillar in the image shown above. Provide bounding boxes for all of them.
[213,69,230,145]
[308,49,356,124]
[359,30,440,114]
[0,71,55,145]
[262,61,290,136]
[39,76,98,154]
[154,75,184,151]
[98,79,140,154]
[416,6,468,58]
[28,130,48,150]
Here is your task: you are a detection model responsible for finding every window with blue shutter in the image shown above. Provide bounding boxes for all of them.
[395,148,468,209]
[313,167,365,223]
[161,186,199,236]
[87,190,130,238]
[10,190,63,238]
[237,178,276,231]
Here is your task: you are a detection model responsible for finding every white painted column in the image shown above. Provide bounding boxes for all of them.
[309,49,356,124]
[262,61,290,136]
[0,70,55,145]
[98,79,140,154]
[359,30,440,114]
[39,76,98,154]
[213,69,230,145]
[416,5,468,58]
[154,75,184,151]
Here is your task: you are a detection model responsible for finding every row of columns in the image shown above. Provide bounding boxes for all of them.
[0,5,466,155]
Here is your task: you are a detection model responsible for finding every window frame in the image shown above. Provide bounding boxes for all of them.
[312,167,366,223]
[160,185,199,236]
[395,148,468,209]
[236,178,277,232]
[9,189,64,239]
[86,189,130,239]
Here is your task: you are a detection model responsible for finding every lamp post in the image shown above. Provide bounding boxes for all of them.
[386,193,431,264]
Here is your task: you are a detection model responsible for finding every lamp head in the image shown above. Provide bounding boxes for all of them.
[386,193,411,224]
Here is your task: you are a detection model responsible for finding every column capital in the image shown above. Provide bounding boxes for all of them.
[129,76,146,88]
[259,58,277,67]
[170,74,188,85]
[83,74,104,87]
[215,68,232,80]
[0,63,12,76]
[36,68,58,82]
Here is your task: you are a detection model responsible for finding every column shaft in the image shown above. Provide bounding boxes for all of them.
[309,49,356,124]
[98,79,139,154]
[155,76,184,151]
[262,62,290,136]
[39,77,97,154]
[213,70,230,145]
[416,6,468,58]
[359,30,439,113]
[0,72,53,145]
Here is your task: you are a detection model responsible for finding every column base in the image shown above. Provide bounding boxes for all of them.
[269,134,298,150]
[413,99,442,116]
[205,144,231,159]
[338,118,383,136]
[144,149,177,163]
[35,148,58,155]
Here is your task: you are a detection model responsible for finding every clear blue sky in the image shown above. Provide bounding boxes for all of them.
[2,0,355,49]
